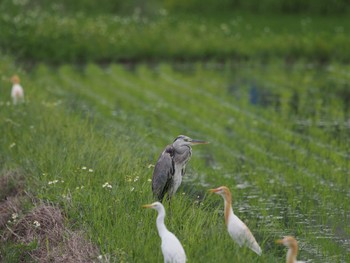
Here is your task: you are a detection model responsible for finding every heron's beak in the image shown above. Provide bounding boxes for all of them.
[142,204,153,208]
[190,139,209,145]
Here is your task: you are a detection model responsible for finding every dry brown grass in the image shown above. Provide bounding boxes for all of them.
[0,169,25,230]
[0,170,100,263]
[0,169,25,200]
[0,197,21,229]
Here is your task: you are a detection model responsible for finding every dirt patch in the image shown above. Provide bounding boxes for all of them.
[0,169,25,200]
[0,170,100,263]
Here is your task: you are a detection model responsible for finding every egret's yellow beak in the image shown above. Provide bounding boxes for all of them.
[209,188,219,193]
[275,239,284,245]
[142,204,153,208]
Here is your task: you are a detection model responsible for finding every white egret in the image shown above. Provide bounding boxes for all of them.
[11,75,24,105]
[276,236,305,263]
[143,202,187,263]
[209,186,262,256]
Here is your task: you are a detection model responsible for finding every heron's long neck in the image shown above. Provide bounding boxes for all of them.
[156,209,168,237]
[223,194,233,227]
[286,246,298,263]
[174,146,192,165]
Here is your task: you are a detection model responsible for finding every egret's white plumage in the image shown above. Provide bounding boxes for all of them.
[276,236,305,263]
[210,186,262,256]
[143,202,187,263]
[11,75,24,105]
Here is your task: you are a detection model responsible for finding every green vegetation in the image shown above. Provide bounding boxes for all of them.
[1,0,349,262]
[1,57,349,262]
[0,6,349,63]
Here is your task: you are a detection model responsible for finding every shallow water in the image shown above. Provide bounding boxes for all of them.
[35,60,349,262]
[175,61,350,262]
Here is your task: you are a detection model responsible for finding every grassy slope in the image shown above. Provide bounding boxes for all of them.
[1,57,349,262]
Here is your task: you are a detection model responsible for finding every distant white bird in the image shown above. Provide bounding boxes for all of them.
[143,202,187,263]
[209,186,262,256]
[11,75,24,105]
[276,236,305,263]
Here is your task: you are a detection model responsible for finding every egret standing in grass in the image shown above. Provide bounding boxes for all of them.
[209,186,262,256]
[10,75,24,105]
[152,135,208,202]
[276,236,305,263]
[143,202,187,263]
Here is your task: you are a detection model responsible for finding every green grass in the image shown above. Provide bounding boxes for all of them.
[1,56,349,262]
[0,11,349,63]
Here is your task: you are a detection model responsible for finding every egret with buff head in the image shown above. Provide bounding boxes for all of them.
[209,186,262,256]
[10,75,24,105]
[276,236,305,263]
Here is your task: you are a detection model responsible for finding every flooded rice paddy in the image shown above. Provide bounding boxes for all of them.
[29,60,350,262]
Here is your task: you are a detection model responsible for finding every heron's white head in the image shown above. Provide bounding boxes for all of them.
[11,75,20,84]
[173,135,208,148]
[209,186,232,201]
[276,236,298,250]
[142,201,164,211]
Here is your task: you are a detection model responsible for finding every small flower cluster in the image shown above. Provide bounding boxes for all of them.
[48,180,59,185]
[33,220,40,228]
[81,166,94,172]
[48,179,64,185]
[8,213,19,224]
[102,182,112,189]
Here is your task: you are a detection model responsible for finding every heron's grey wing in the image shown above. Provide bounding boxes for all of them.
[152,146,175,201]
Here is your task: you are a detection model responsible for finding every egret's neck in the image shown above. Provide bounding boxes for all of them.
[156,208,168,237]
[286,245,298,263]
[223,194,233,227]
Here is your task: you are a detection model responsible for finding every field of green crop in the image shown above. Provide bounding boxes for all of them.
[1,55,349,262]
[1,11,349,63]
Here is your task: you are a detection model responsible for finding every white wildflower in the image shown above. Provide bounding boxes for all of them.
[33,220,40,227]
[48,180,59,185]
[11,213,18,220]
[88,169,93,172]
[81,166,87,170]
[102,182,112,189]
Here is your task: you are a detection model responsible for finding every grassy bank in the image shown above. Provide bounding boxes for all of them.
[1,56,349,262]
[0,12,349,64]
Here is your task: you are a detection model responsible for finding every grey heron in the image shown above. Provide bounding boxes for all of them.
[152,135,208,202]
